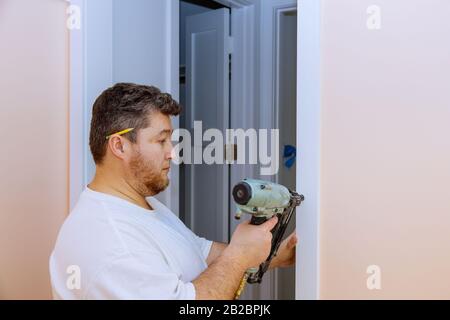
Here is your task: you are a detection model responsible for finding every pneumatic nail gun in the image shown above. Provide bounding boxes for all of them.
[232,179,304,299]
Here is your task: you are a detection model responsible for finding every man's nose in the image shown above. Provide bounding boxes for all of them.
[167,140,174,160]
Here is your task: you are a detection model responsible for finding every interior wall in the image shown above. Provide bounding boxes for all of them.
[0,0,69,299]
[318,0,450,299]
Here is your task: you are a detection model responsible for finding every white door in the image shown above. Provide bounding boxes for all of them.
[185,8,231,243]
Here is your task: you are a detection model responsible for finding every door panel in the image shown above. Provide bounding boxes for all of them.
[185,8,230,243]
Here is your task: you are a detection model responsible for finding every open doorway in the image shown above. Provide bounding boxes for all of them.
[178,0,298,300]
[179,0,231,244]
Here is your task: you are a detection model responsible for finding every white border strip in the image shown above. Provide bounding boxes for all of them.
[69,0,86,211]
[296,0,322,300]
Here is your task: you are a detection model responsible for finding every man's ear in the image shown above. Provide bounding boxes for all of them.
[108,136,128,160]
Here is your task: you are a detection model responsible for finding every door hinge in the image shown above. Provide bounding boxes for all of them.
[227,36,234,54]
[224,144,238,162]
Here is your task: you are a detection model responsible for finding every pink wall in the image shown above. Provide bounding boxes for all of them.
[320,0,450,298]
[0,0,69,299]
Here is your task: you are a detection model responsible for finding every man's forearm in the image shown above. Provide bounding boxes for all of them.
[194,218,281,299]
[206,241,279,270]
[206,242,228,265]
[193,249,247,300]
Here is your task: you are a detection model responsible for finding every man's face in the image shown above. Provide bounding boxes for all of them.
[126,112,174,197]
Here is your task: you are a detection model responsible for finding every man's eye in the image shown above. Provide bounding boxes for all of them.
[159,139,166,144]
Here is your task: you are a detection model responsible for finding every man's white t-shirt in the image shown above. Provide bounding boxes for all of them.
[49,187,213,300]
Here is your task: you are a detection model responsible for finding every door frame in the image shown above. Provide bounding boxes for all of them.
[68,0,322,300]
[272,4,299,300]
[218,0,322,300]
[296,0,322,300]
[68,0,85,210]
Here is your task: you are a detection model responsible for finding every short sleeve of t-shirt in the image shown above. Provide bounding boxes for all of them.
[193,234,213,261]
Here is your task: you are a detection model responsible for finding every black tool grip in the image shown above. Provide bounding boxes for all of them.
[250,216,268,226]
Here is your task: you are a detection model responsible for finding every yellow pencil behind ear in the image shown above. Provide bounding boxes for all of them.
[105,128,134,140]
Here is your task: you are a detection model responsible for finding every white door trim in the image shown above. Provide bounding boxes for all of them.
[296,0,322,300]
[215,0,254,9]
[272,4,298,301]
[164,0,181,214]
[68,0,86,211]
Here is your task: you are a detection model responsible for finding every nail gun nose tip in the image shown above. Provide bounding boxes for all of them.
[232,182,252,205]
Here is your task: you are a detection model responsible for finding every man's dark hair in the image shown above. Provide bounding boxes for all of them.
[89,83,181,164]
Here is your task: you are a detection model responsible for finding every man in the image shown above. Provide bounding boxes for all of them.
[50,83,297,300]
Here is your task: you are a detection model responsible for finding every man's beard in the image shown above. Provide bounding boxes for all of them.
[129,151,169,197]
